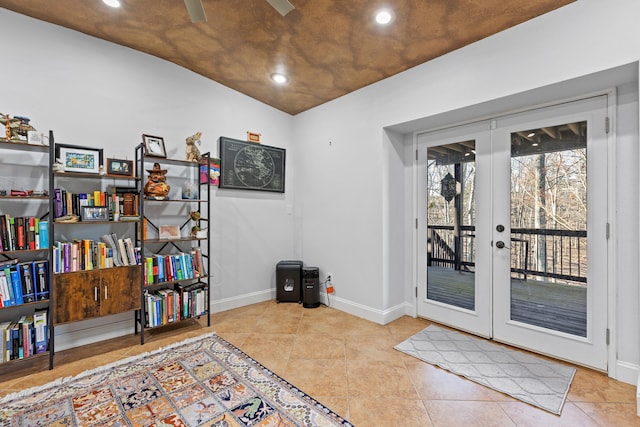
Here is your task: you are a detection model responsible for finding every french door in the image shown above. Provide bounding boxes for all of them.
[416,96,609,370]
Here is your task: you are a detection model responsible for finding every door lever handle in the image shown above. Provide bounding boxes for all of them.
[495,240,510,249]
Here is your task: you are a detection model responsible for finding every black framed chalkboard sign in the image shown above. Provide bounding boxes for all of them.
[219,136,286,193]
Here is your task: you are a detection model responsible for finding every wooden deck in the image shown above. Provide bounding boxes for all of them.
[426,266,587,337]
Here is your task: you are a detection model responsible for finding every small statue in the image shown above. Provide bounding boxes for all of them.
[189,210,207,238]
[52,158,65,173]
[185,132,202,162]
[0,113,36,140]
[143,163,171,200]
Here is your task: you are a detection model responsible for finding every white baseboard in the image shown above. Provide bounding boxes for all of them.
[320,292,412,325]
[615,360,639,386]
[212,289,274,313]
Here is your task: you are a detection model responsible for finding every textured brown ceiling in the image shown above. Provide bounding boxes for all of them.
[1,0,573,115]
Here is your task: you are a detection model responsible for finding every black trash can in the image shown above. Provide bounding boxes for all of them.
[276,260,302,303]
[302,267,320,308]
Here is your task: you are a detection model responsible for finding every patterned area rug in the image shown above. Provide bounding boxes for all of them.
[0,332,353,426]
[395,325,576,415]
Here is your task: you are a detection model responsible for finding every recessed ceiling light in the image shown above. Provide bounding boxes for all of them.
[532,143,539,147]
[103,0,121,7]
[375,10,393,25]
[527,132,536,138]
[271,73,288,84]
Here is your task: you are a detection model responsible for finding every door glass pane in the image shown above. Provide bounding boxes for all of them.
[426,140,476,310]
[510,121,587,336]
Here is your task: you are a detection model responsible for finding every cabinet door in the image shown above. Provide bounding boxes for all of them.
[53,271,101,324]
[99,266,141,316]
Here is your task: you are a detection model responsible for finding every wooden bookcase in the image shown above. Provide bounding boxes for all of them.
[48,132,142,366]
[135,144,211,344]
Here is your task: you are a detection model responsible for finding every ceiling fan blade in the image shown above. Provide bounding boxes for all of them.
[184,0,207,22]
[266,0,295,16]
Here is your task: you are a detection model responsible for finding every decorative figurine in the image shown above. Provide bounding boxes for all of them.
[185,132,202,162]
[143,163,171,200]
[189,210,207,238]
[53,158,65,172]
[0,113,36,141]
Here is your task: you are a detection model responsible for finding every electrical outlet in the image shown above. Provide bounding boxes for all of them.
[326,273,334,294]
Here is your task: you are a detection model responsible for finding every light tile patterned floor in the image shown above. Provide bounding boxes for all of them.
[1,301,638,426]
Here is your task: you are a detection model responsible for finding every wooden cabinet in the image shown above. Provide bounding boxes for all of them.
[53,266,140,324]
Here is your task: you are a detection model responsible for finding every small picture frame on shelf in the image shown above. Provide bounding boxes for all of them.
[159,225,180,239]
[81,206,109,222]
[55,143,104,174]
[107,158,134,176]
[142,134,167,158]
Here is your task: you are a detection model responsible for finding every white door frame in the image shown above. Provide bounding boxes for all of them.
[412,90,617,376]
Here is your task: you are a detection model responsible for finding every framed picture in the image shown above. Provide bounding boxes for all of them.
[199,157,220,186]
[219,136,285,193]
[142,134,167,158]
[159,225,180,239]
[107,158,134,176]
[55,144,104,174]
[81,206,109,222]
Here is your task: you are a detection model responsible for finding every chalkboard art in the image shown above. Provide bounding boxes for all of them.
[219,136,285,193]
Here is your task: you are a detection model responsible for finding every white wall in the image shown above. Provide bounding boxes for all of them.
[293,0,640,384]
[2,0,640,385]
[0,9,295,348]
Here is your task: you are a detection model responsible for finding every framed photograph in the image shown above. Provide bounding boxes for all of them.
[107,158,134,176]
[142,134,167,158]
[81,206,109,222]
[55,143,104,174]
[200,157,220,186]
[159,225,180,239]
[219,136,285,193]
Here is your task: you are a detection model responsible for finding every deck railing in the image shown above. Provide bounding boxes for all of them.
[427,225,587,284]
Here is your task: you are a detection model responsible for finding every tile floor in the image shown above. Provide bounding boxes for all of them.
[0,300,638,426]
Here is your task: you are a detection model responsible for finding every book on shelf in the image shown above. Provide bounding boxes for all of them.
[0,214,48,252]
[0,260,49,306]
[33,260,49,300]
[53,236,139,273]
[143,250,204,286]
[53,188,137,220]
[33,310,48,354]
[38,220,49,249]
[9,268,24,305]
[19,262,36,303]
[0,310,48,362]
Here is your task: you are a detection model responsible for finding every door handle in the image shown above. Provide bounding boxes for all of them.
[496,241,505,249]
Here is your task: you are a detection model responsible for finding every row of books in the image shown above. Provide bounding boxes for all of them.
[144,283,207,328]
[52,234,140,274]
[0,215,49,252]
[53,188,139,219]
[0,311,48,362]
[143,248,205,285]
[0,260,49,308]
